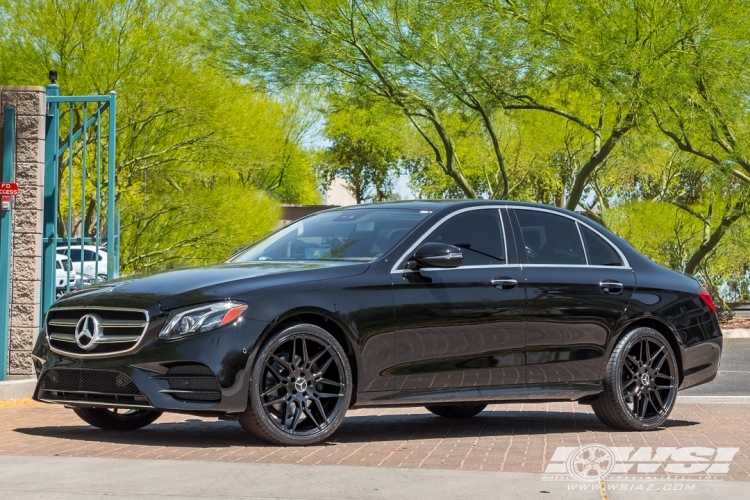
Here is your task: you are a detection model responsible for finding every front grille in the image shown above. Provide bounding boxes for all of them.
[38,368,151,407]
[159,364,221,402]
[46,307,149,357]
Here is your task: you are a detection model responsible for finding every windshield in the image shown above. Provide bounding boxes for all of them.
[56,257,72,272]
[232,208,429,262]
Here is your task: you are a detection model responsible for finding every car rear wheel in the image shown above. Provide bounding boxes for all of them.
[240,323,353,446]
[72,408,162,431]
[425,404,487,418]
[592,327,678,431]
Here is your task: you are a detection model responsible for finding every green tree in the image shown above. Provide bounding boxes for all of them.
[0,0,319,272]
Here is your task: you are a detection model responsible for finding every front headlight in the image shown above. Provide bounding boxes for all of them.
[159,301,248,340]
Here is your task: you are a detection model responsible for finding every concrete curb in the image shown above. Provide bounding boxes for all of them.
[0,378,36,401]
[722,328,750,338]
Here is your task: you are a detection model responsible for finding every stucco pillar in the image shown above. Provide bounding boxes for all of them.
[0,86,45,377]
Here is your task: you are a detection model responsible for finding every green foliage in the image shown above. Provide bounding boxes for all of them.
[0,0,319,273]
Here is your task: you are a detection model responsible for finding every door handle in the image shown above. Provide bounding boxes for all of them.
[491,277,518,289]
[600,280,624,294]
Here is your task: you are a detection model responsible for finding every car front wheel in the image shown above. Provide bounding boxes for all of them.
[240,323,353,446]
[592,327,678,431]
[73,408,162,430]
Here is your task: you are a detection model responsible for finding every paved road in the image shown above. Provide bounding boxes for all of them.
[682,338,750,397]
[1,455,747,500]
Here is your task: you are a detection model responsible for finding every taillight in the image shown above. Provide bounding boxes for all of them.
[698,288,716,314]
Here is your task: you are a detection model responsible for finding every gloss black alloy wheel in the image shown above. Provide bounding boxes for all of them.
[72,408,162,431]
[240,323,352,446]
[592,327,678,431]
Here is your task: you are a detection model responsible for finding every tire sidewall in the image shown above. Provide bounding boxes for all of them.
[610,327,678,430]
[248,323,353,445]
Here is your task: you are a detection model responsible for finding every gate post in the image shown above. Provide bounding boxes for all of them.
[0,105,16,380]
[0,87,46,378]
[41,82,59,319]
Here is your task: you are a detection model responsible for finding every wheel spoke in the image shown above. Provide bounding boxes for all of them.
[261,382,285,397]
[652,388,664,410]
[639,395,649,418]
[301,337,309,365]
[317,392,344,398]
[303,406,321,430]
[316,355,334,378]
[267,364,288,383]
[309,347,329,366]
[626,355,640,370]
[263,396,286,407]
[653,353,668,373]
[291,337,298,367]
[623,362,636,376]
[282,401,293,430]
[317,378,343,387]
[655,384,674,390]
[648,345,664,365]
[622,378,637,390]
[312,395,328,423]
[290,405,302,432]
[655,372,672,380]
[645,340,651,365]
[270,354,293,371]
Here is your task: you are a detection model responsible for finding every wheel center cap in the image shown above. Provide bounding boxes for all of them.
[640,373,651,386]
[294,378,308,392]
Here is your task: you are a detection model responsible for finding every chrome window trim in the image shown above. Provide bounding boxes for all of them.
[46,306,151,359]
[576,222,589,265]
[511,206,630,268]
[390,206,510,274]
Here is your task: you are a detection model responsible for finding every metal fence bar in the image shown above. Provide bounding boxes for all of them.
[0,106,17,381]
[65,103,73,293]
[47,96,112,103]
[95,105,101,282]
[107,92,117,278]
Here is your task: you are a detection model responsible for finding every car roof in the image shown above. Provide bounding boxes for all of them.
[332,199,584,217]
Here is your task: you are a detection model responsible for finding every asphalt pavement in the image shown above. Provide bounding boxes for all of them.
[682,338,750,398]
[1,455,747,500]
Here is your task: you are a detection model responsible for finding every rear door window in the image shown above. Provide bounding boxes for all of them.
[514,210,586,265]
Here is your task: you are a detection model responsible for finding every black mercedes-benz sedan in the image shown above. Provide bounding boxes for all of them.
[31,201,722,445]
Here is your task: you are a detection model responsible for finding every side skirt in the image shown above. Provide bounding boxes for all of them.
[353,382,603,408]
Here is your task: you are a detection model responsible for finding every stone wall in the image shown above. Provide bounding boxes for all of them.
[0,86,45,377]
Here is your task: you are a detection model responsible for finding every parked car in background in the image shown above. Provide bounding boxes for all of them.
[55,245,108,280]
[55,255,81,298]
[34,201,722,446]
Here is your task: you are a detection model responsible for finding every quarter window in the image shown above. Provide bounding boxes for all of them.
[515,210,586,265]
[581,226,622,266]
[423,210,505,266]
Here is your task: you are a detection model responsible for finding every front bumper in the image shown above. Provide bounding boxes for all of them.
[32,315,269,414]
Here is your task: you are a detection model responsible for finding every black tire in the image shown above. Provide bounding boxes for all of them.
[425,404,487,418]
[73,408,162,431]
[239,323,353,446]
[592,327,678,431]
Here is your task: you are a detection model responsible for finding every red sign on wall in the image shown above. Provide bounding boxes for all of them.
[0,183,18,196]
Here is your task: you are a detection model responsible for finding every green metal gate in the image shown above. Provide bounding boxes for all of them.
[42,78,120,318]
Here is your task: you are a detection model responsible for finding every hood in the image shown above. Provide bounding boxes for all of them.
[53,261,369,315]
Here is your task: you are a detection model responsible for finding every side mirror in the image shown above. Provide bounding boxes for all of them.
[409,242,464,269]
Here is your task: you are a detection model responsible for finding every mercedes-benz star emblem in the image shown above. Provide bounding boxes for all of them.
[75,314,102,351]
